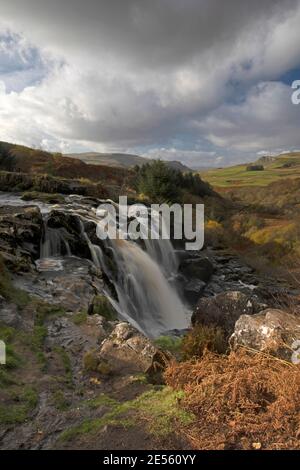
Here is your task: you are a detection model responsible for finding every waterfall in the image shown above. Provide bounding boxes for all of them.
[40,219,71,258]
[37,202,189,338]
[108,239,188,337]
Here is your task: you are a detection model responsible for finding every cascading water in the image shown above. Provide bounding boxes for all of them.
[106,239,188,337]
[38,217,71,271]
[36,199,189,337]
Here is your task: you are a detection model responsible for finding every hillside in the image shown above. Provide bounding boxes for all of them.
[200,152,300,188]
[0,141,130,187]
[65,151,191,172]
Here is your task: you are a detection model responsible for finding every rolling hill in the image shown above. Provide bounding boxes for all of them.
[199,152,300,188]
[65,152,191,172]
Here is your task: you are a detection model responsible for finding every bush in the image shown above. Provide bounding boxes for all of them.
[181,324,227,359]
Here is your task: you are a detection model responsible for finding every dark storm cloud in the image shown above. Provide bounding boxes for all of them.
[1,0,296,68]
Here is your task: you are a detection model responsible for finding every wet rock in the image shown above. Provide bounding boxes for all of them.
[183,279,206,304]
[230,308,300,362]
[192,290,267,336]
[0,299,21,327]
[0,205,43,271]
[16,257,104,313]
[179,256,214,282]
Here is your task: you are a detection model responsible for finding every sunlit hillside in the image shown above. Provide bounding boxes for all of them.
[200,152,300,188]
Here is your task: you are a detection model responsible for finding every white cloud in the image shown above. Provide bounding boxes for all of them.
[0,0,300,166]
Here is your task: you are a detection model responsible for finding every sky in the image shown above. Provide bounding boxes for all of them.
[1,0,300,168]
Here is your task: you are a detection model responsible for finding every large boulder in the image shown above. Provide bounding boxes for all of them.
[98,322,172,381]
[192,291,267,336]
[230,308,300,363]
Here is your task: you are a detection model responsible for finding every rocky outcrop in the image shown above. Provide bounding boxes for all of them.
[0,205,43,271]
[230,308,300,363]
[192,290,267,336]
[0,170,107,198]
[16,257,104,313]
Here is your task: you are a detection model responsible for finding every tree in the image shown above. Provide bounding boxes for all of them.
[136,160,182,203]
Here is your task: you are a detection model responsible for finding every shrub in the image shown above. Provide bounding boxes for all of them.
[181,324,227,360]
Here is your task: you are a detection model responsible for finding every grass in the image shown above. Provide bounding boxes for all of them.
[200,153,300,188]
[92,295,117,321]
[72,311,88,325]
[0,386,38,424]
[53,346,73,384]
[59,387,194,443]
[0,257,30,308]
[52,390,70,411]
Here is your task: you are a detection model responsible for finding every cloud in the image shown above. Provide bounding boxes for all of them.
[0,0,300,165]
[198,81,300,152]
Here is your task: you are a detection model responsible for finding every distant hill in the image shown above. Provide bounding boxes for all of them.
[199,152,300,188]
[65,152,191,172]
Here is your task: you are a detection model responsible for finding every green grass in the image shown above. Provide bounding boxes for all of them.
[53,346,73,384]
[0,386,38,424]
[154,335,182,354]
[200,153,300,188]
[52,390,70,411]
[72,311,88,325]
[92,295,117,320]
[59,387,194,442]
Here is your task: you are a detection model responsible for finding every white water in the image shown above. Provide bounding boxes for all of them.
[107,239,188,337]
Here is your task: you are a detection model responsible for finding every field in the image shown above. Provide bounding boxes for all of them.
[199,152,300,188]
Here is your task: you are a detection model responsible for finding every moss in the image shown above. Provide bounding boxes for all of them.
[34,300,66,325]
[52,390,70,411]
[83,350,99,372]
[86,393,119,409]
[0,386,38,424]
[21,191,65,204]
[0,257,30,308]
[96,361,112,376]
[53,346,72,384]
[92,295,117,321]
[59,386,194,443]
[72,311,88,325]
[154,336,182,354]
